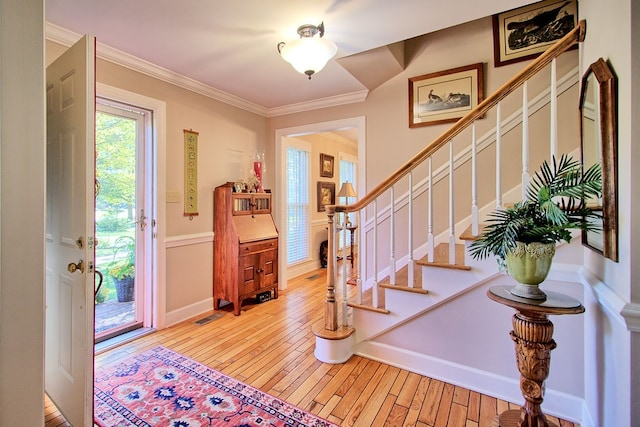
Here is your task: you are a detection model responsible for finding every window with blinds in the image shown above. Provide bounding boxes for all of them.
[286,145,310,264]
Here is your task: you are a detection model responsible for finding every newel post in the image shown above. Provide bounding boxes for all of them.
[324,205,338,331]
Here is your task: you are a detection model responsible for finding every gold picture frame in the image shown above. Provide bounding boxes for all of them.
[409,63,484,128]
[317,182,335,212]
[320,153,334,178]
[492,0,578,67]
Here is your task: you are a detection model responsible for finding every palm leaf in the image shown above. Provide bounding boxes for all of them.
[470,154,603,263]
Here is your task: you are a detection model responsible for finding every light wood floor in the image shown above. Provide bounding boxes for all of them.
[45,267,579,427]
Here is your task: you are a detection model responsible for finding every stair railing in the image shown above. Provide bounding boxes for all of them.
[320,21,586,335]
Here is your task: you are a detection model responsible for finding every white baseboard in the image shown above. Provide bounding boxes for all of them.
[165,297,214,327]
[355,341,584,424]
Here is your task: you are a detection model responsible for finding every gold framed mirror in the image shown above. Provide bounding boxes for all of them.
[579,58,618,262]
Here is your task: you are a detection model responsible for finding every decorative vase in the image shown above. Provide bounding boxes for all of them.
[253,161,263,192]
[506,241,555,300]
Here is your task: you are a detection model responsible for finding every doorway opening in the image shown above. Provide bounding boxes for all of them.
[94,98,152,343]
[275,117,365,289]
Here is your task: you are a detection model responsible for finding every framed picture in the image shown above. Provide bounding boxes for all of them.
[320,153,334,178]
[409,63,484,128]
[317,182,335,212]
[492,0,578,67]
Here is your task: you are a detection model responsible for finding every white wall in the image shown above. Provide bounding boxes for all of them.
[579,0,639,425]
[0,0,46,424]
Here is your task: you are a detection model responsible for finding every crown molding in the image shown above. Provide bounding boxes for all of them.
[266,90,369,117]
[46,22,368,118]
[322,132,358,149]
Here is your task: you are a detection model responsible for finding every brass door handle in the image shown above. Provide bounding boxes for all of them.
[67,260,84,273]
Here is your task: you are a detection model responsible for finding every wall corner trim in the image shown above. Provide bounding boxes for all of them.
[621,303,640,333]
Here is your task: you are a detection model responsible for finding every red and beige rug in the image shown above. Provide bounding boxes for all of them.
[94,346,337,427]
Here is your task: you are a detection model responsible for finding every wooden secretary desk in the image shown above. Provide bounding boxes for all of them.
[213,183,278,316]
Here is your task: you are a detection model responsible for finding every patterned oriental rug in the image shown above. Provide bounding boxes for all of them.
[94,346,337,427]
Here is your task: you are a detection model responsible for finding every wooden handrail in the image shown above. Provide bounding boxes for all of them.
[330,20,586,216]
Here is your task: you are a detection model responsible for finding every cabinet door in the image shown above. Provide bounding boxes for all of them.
[259,249,277,287]
[238,254,260,295]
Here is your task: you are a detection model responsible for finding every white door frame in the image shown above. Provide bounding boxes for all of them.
[97,83,167,330]
[274,116,365,290]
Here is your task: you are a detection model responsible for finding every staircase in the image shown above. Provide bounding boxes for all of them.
[313,21,588,368]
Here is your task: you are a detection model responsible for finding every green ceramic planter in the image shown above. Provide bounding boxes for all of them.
[506,241,555,300]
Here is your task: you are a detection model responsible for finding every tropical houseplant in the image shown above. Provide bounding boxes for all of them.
[107,235,135,302]
[469,154,602,299]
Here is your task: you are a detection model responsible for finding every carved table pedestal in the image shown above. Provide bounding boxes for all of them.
[487,286,584,427]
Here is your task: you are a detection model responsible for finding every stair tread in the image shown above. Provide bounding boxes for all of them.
[378,262,423,289]
[416,243,471,270]
[459,224,487,241]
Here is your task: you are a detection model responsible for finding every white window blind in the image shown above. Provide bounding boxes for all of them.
[286,146,310,264]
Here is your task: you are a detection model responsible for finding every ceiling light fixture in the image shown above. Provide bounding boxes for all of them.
[277,22,337,80]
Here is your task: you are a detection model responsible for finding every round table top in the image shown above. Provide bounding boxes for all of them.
[487,285,585,315]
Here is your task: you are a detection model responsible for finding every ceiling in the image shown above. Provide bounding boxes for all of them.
[45,0,532,114]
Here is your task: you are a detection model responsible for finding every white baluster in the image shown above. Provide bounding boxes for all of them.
[389,186,396,285]
[496,102,503,210]
[522,81,530,199]
[356,208,362,306]
[427,157,434,262]
[408,173,415,288]
[449,141,456,265]
[372,199,379,308]
[471,122,479,235]
[341,223,348,326]
[550,58,558,160]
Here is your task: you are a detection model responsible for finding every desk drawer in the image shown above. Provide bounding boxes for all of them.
[239,239,277,255]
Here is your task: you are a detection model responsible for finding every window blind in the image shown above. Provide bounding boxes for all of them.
[286,147,310,264]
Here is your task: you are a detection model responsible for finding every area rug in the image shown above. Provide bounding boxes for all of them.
[94,346,337,427]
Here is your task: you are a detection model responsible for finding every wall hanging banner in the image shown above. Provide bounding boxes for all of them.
[184,129,199,216]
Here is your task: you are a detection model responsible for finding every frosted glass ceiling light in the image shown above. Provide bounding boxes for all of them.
[277,22,337,80]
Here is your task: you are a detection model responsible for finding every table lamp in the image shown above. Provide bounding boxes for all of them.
[337,181,357,227]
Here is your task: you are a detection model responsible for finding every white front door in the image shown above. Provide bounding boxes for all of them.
[45,34,96,426]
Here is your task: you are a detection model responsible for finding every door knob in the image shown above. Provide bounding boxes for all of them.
[67,260,84,273]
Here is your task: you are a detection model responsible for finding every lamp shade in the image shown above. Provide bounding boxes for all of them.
[337,182,357,199]
[279,37,337,77]
[278,22,337,79]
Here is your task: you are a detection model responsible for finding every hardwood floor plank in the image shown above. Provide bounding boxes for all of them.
[386,403,409,427]
[496,398,510,415]
[453,385,470,406]
[479,395,498,427]
[419,378,445,424]
[434,382,455,427]
[404,376,431,426]
[467,390,481,422]
[345,365,399,427]
[389,368,409,396]
[395,371,422,408]
[371,394,397,427]
[331,359,382,420]
[448,402,468,427]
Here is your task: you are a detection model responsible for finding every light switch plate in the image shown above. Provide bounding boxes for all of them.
[167,191,181,203]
